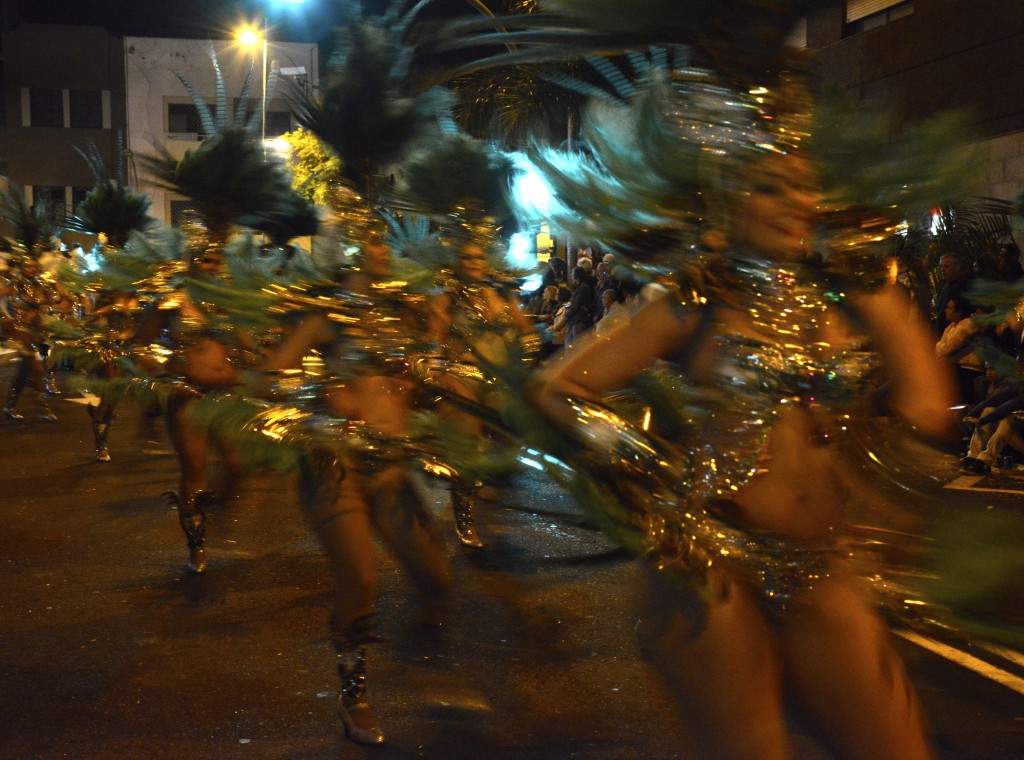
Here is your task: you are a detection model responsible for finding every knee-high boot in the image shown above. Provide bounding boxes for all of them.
[334,613,385,745]
[88,404,114,461]
[451,482,484,548]
[173,490,210,574]
[36,392,57,422]
[3,383,23,421]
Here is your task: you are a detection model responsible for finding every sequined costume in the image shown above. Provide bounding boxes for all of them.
[134,278,248,574]
[616,255,883,610]
[51,292,144,461]
[430,270,538,548]
[1,260,66,422]
[253,266,452,746]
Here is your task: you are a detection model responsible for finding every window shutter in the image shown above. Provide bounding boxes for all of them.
[846,0,903,22]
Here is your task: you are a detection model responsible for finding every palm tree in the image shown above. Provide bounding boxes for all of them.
[0,181,62,256]
[139,46,314,252]
[67,136,154,249]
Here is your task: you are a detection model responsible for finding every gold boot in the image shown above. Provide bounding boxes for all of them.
[452,484,484,549]
[335,616,384,745]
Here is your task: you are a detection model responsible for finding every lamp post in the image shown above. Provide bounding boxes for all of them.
[236,26,267,143]
[236,0,308,145]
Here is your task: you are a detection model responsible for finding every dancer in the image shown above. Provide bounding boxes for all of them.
[132,246,247,574]
[427,225,535,547]
[1,255,68,422]
[258,213,451,745]
[531,119,956,758]
[74,288,141,461]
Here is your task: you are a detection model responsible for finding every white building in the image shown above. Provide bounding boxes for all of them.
[123,35,318,226]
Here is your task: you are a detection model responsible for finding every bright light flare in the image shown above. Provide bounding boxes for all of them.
[237,28,262,47]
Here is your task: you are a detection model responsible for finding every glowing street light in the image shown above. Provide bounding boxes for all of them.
[235,0,308,144]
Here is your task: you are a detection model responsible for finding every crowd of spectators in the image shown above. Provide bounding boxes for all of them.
[920,243,1024,474]
[523,241,1024,477]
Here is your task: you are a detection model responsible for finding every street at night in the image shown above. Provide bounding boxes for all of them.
[2,360,1024,759]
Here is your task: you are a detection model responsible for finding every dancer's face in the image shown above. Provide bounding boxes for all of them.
[456,244,488,282]
[361,238,391,279]
[733,153,820,262]
[192,253,223,277]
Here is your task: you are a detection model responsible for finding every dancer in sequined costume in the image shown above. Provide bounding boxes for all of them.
[534,145,954,759]
[132,250,247,574]
[260,226,451,745]
[76,289,141,461]
[427,230,536,547]
[1,255,67,422]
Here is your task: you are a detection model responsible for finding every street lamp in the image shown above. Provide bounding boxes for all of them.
[236,0,308,144]
[236,24,268,143]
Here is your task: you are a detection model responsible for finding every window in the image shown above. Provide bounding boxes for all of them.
[169,199,197,227]
[72,186,91,216]
[69,90,102,129]
[786,17,807,50]
[33,185,66,222]
[844,1,914,35]
[30,88,63,128]
[167,102,205,138]
[265,110,292,138]
[233,98,293,137]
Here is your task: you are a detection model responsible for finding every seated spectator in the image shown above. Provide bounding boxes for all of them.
[960,375,1024,473]
[533,285,561,321]
[541,289,572,359]
[595,288,629,336]
[933,251,974,335]
[935,295,983,403]
[565,264,596,349]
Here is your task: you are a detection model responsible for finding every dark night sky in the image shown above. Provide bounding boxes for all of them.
[10,1,471,46]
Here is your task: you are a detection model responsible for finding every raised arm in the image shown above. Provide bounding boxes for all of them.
[531,291,703,426]
[261,313,333,371]
[850,284,959,440]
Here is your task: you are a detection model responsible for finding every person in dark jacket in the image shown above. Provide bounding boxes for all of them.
[565,264,596,348]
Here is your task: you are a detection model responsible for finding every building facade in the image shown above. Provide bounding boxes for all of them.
[808,0,1024,203]
[0,22,126,226]
[123,35,318,226]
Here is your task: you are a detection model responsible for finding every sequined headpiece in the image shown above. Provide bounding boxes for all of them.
[440,203,502,256]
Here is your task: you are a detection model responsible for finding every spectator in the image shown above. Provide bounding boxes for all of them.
[541,256,568,292]
[960,375,1024,473]
[595,288,629,336]
[935,294,983,404]
[565,264,596,348]
[933,252,973,334]
[995,242,1023,282]
[526,285,560,321]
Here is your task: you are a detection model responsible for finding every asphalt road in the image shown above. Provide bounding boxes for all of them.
[2,364,1024,759]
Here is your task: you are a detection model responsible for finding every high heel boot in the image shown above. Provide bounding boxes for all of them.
[36,394,57,423]
[93,419,111,461]
[3,384,23,421]
[335,615,384,745]
[451,483,484,549]
[172,491,209,573]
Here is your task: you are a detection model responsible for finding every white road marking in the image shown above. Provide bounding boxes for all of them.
[944,473,1024,494]
[897,630,1024,695]
[976,641,1024,670]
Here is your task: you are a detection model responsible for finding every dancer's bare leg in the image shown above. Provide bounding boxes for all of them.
[636,568,790,760]
[780,573,934,760]
[167,397,212,572]
[298,453,383,745]
[369,465,451,616]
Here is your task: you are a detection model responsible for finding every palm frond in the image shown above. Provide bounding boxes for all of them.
[292,1,449,197]
[174,72,217,138]
[0,182,62,253]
